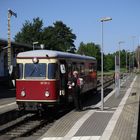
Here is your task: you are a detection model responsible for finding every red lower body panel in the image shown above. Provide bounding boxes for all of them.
[16,80,59,101]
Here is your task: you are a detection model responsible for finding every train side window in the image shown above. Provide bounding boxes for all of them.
[89,64,93,73]
[68,63,72,77]
[93,62,97,70]
[16,63,23,79]
[48,63,58,79]
[89,63,96,73]
[80,63,85,75]
[72,63,79,71]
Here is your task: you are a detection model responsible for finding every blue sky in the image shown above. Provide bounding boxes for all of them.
[0,0,140,53]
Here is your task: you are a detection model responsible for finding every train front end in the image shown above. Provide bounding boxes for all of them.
[16,52,59,111]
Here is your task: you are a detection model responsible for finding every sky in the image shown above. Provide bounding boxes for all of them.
[0,0,140,54]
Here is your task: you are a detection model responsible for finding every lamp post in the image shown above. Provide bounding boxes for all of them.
[114,41,124,98]
[132,36,136,72]
[129,51,131,73]
[118,41,125,67]
[138,47,140,72]
[126,50,129,73]
[138,37,140,71]
[7,9,17,75]
[100,17,112,111]
[33,41,39,50]
[118,41,125,80]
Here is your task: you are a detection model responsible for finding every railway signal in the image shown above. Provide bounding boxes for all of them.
[7,9,17,75]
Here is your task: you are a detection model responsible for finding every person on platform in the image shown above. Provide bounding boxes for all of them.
[70,70,83,111]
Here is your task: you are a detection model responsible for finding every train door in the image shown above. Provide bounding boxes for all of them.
[59,60,67,97]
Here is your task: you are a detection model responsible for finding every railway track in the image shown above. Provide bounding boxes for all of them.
[0,75,116,139]
[1,113,50,138]
[0,105,73,139]
[97,74,114,88]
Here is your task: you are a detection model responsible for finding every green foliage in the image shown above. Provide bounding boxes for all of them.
[15,18,76,52]
[77,42,130,71]
[77,42,101,70]
[120,49,126,68]
[15,17,43,45]
[14,17,132,71]
[42,21,76,51]
[104,53,115,71]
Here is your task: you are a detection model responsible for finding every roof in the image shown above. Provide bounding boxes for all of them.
[17,50,96,61]
[0,38,32,49]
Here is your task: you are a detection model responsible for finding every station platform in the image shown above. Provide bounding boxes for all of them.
[39,74,140,140]
[0,87,17,115]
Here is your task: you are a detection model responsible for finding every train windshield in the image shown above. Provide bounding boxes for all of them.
[25,63,46,79]
[48,63,58,79]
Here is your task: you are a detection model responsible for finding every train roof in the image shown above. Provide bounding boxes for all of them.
[17,50,96,61]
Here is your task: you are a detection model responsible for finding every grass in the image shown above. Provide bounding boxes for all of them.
[97,70,114,76]
[97,68,127,76]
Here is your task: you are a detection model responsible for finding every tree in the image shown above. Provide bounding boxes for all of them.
[15,18,76,52]
[77,42,101,70]
[15,17,43,45]
[120,49,127,68]
[104,53,115,71]
[115,49,128,69]
[42,21,76,51]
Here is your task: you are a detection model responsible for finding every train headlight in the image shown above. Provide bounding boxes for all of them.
[21,90,26,97]
[32,57,39,64]
[45,91,50,97]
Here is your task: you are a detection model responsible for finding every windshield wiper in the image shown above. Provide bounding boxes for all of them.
[28,65,38,76]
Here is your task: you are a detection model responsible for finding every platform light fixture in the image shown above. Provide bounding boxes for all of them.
[100,17,112,111]
[118,41,125,90]
[118,41,125,70]
[132,36,136,72]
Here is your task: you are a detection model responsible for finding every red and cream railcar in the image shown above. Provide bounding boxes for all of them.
[16,50,97,111]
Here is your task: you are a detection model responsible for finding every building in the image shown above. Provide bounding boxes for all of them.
[0,39,32,82]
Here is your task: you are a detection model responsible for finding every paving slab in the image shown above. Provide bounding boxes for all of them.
[75,112,113,136]
[42,110,87,137]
